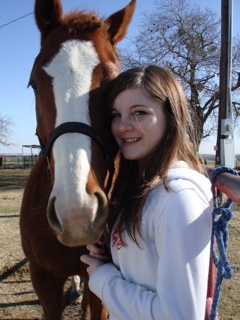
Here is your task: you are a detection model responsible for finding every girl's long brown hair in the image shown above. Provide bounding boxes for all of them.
[106,65,204,245]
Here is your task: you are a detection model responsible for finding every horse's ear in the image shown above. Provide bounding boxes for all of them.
[105,0,136,45]
[35,0,63,39]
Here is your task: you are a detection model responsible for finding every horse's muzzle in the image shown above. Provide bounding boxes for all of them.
[47,191,108,247]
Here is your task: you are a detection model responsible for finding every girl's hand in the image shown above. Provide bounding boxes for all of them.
[80,235,111,277]
[80,253,109,277]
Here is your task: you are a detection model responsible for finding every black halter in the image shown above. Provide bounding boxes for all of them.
[38,121,115,193]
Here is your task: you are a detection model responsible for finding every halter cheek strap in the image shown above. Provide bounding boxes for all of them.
[37,121,115,193]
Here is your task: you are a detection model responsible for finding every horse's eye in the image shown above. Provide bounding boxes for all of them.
[28,79,39,93]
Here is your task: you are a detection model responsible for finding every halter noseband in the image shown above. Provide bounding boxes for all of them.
[38,121,115,193]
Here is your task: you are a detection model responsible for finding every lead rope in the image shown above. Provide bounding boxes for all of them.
[209,166,239,320]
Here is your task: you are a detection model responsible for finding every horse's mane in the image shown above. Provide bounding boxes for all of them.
[62,11,106,34]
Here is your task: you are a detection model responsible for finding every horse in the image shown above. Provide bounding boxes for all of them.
[0,155,4,167]
[20,0,136,319]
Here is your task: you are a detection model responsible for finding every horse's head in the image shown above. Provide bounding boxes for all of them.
[30,0,136,246]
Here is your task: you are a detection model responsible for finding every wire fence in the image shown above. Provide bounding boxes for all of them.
[0,155,39,169]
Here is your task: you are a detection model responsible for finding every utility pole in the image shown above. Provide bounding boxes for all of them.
[215,0,235,168]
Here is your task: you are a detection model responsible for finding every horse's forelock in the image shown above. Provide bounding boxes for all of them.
[62,11,106,34]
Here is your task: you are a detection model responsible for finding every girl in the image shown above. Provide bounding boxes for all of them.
[81,65,213,320]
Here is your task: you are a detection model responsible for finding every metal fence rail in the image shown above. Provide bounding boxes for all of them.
[207,166,240,205]
[0,155,39,169]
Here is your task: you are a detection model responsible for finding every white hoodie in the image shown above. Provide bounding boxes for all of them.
[89,162,213,320]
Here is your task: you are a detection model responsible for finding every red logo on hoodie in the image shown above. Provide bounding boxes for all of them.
[111,220,125,250]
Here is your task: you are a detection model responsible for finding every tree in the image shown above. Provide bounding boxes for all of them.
[0,113,14,146]
[232,33,240,124]
[120,0,240,148]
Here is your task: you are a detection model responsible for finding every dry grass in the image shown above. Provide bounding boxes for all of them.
[218,202,240,319]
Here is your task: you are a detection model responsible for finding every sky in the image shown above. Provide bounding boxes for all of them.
[0,0,239,155]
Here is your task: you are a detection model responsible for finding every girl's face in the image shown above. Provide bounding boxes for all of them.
[111,87,167,167]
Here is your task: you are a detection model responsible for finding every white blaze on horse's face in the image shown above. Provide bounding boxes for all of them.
[43,40,106,246]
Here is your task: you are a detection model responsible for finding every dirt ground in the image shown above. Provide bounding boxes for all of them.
[0,168,239,319]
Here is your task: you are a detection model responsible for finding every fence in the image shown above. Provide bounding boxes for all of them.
[0,155,39,169]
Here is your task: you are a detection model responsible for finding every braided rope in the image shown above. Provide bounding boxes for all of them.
[209,166,239,320]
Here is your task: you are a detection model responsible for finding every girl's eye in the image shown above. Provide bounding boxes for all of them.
[111,113,121,120]
[133,110,147,116]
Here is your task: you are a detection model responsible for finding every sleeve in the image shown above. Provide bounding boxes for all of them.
[89,188,212,320]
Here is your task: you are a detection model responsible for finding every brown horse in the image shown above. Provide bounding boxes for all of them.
[20,0,136,319]
[0,155,4,167]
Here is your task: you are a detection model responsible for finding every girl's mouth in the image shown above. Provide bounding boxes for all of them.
[123,138,140,143]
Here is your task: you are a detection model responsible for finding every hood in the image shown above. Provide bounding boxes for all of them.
[151,161,212,204]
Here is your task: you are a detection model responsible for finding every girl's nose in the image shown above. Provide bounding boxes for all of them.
[119,116,133,131]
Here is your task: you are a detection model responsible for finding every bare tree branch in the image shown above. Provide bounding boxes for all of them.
[0,113,14,146]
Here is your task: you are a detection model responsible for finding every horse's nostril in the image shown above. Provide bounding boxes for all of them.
[94,191,107,211]
[47,196,63,232]
[92,191,108,228]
